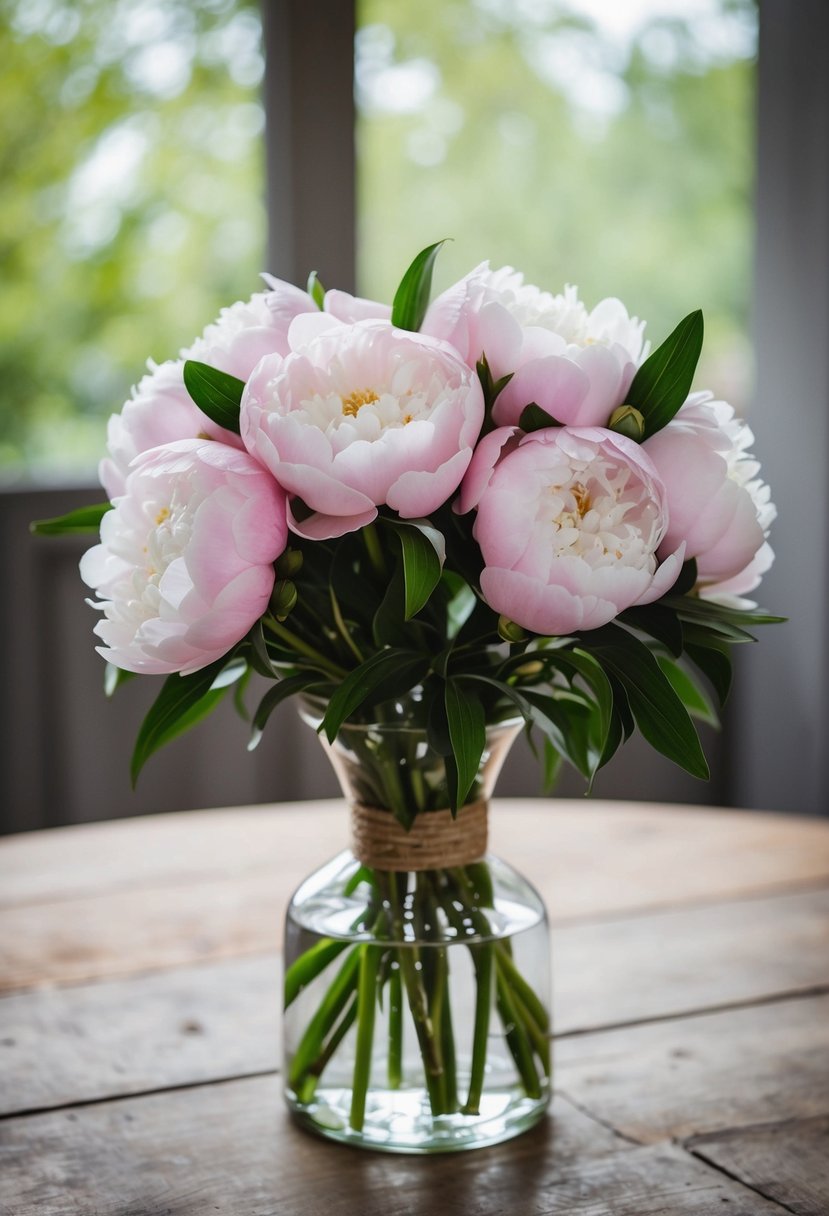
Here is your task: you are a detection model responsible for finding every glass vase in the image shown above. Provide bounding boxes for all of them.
[283,696,552,1154]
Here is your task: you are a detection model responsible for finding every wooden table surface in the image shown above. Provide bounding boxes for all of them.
[1,798,828,1215]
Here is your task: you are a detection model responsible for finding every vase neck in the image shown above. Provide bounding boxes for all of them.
[350,800,489,872]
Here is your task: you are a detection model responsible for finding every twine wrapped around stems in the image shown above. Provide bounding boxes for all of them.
[350,800,488,872]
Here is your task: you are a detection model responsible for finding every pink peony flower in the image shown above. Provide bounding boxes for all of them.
[643,393,775,605]
[458,426,684,635]
[423,263,646,428]
[81,439,287,675]
[240,318,484,539]
[99,279,317,499]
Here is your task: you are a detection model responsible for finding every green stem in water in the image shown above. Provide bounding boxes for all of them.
[387,963,403,1090]
[440,976,459,1113]
[508,981,551,1076]
[296,993,359,1104]
[494,942,550,1034]
[284,938,349,1009]
[495,965,542,1099]
[462,942,494,1115]
[289,948,361,1091]
[381,873,446,1115]
[350,944,382,1131]
[263,615,348,679]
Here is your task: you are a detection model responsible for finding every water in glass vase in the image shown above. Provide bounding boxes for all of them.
[283,851,551,1153]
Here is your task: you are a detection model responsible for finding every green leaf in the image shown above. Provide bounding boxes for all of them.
[30,502,111,536]
[306,270,325,310]
[130,658,233,786]
[684,635,733,707]
[371,561,409,649]
[627,310,704,438]
[619,604,683,656]
[232,665,253,721]
[444,678,486,812]
[672,558,699,597]
[249,671,326,750]
[442,570,477,640]
[104,663,135,697]
[459,672,578,777]
[518,402,560,433]
[657,657,719,727]
[182,360,244,434]
[381,518,445,619]
[553,648,614,765]
[390,240,448,332]
[590,624,709,779]
[321,649,427,743]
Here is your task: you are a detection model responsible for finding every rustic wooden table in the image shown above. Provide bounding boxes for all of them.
[1,799,828,1215]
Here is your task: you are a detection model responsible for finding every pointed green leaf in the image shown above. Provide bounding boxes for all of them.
[321,649,427,742]
[590,624,709,779]
[249,671,326,750]
[306,270,325,309]
[131,658,234,786]
[31,502,111,536]
[391,240,449,332]
[619,604,683,656]
[684,634,733,707]
[672,558,699,597]
[182,360,244,433]
[518,402,560,433]
[104,663,136,697]
[627,310,704,438]
[657,657,719,727]
[445,678,486,812]
[371,562,410,649]
[381,518,445,619]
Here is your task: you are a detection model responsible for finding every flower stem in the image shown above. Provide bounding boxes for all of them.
[296,993,359,1104]
[263,615,348,679]
[494,942,550,1033]
[462,941,494,1115]
[288,948,361,1091]
[387,964,403,1090]
[380,872,446,1115]
[362,523,386,579]
[495,965,542,1099]
[284,937,349,1009]
[350,944,382,1131]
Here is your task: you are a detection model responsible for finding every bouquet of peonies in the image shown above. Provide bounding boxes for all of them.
[38,241,777,796]
[36,243,779,1149]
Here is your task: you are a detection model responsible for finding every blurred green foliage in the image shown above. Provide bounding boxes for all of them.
[0,0,265,478]
[1,0,756,477]
[357,0,757,408]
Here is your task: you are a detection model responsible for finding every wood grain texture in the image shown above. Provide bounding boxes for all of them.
[4,800,828,911]
[556,993,829,1144]
[554,887,829,1033]
[0,1078,787,1216]
[0,955,281,1116]
[2,802,827,1215]
[2,887,827,1118]
[689,1117,829,1216]
[3,802,828,994]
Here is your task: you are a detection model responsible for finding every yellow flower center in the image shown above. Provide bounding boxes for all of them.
[341,388,379,418]
[155,506,170,525]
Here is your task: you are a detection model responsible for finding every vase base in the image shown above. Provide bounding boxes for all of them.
[288,1085,550,1154]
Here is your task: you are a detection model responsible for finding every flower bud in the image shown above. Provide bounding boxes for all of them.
[497,615,526,643]
[608,404,645,442]
[275,548,304,579]
[270,580,298,620]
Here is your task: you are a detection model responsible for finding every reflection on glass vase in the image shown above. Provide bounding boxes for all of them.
[282,695,552,1154]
